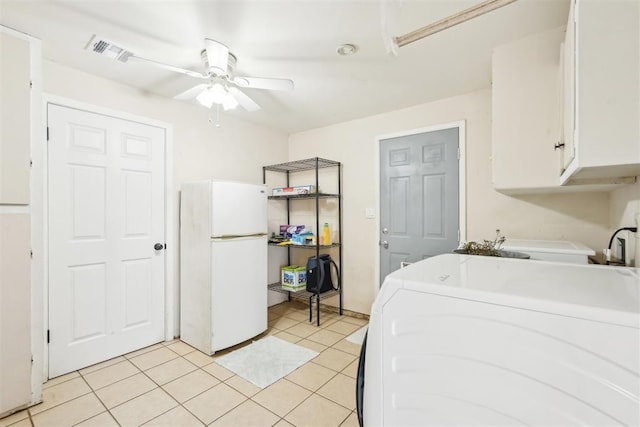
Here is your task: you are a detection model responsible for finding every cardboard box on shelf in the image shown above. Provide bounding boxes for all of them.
[281,266,307,291]
[272,185,315,196]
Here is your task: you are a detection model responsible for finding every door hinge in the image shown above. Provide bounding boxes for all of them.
[30,250,33,259]
[47,330,50,344]
[46,127,49,141]
[30,81,33,89]
[457,148,460,160]
[30,159,33,168]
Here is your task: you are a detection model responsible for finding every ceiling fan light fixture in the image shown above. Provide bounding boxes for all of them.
[196,83,239,111]
[196,88,215,108]
[209,83,227,104]
[336,43,358,56]
[222,94,239,111]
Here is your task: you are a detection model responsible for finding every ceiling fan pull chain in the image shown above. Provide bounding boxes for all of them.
[214,104,221,128]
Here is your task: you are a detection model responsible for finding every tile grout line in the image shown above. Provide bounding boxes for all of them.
[27,387,94,420]
[284,362,340,395]
[313,372,358,413]
[270,378,348,425]
[247,377,304,423]
[83,365,142,394]
[77,345,185,424]
[72,373,116,426]
[124,352,186,423]
[104,351,199,426]
[191,383,250,426]
[26,407,34,427]
[153,360,237,425]
[77,357,128,377]
[155,360,222,426]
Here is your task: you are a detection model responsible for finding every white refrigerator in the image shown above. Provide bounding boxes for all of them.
[180,180,268,355]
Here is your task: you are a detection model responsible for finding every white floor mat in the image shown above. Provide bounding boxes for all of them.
[215,336,319,388]
[345,325,368,344]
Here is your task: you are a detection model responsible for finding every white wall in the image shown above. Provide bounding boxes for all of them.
[610,179,640,265]
[289,88,611,315]
[42,60,289,336]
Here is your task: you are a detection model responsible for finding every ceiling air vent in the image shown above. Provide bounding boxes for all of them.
[85,35,133,62]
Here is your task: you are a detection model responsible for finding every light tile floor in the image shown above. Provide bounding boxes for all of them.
[1,302,367,427]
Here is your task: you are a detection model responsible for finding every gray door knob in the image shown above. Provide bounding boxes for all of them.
[382,241,389,249]
[154,243,164,251]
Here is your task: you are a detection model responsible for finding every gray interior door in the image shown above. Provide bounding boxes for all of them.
[380,127,460,284]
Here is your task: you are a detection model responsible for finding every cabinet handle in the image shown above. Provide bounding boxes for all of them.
[554,142,565,151]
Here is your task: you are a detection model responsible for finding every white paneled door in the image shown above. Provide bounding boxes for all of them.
[48,104,166,377]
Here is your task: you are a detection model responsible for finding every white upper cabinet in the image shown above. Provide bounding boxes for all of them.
[492,0,639,194]
[0,29,32,204]
[560,0,640,184]
[491,26,566,194]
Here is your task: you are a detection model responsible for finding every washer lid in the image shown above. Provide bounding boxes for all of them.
[501,239,595,256]
[381,254,639,328]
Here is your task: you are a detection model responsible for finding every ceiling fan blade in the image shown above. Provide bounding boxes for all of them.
[128,56,207,79]
[204,39,229,76]
[232,76,294,91]
[227,87,261,112]
[174,83,209,100]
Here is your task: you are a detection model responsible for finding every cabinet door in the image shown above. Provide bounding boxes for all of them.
[561,0,576,171]
[491,26,565,192]
[0,31,31,205]
[0,214,31,415]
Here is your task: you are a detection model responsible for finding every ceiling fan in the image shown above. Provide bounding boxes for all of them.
[86,36,294,112]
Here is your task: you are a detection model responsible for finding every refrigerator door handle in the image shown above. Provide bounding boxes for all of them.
[211,233,268,241]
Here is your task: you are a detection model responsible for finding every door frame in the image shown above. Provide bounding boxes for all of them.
[373,120,466,296]
[34,94,175,381]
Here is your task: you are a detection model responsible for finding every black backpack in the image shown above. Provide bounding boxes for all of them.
[306,254,340,294]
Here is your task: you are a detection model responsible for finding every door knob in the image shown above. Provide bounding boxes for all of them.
[154,243,165,251]
[382,228,388,234]
[382,241,389,249]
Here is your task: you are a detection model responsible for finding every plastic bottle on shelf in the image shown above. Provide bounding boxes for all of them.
[323,223,331,246]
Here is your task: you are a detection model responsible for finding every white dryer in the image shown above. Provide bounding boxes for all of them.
[360,254,640,426]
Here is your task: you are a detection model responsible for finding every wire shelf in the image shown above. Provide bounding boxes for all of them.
[267,282,341,302]
[263,157,340,173]
[263,156,342,326]
[268,242,341,249]
[268,193,340,200]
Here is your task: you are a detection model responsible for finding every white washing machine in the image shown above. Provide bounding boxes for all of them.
[359,254,639,426]
[501,239,595,264]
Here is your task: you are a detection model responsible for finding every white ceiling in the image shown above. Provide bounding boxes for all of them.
[0,0,570,133]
